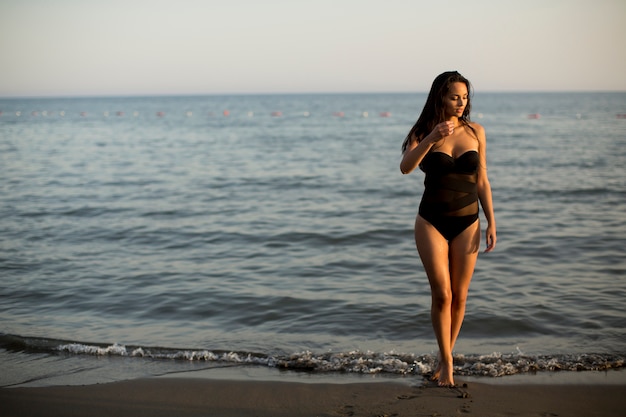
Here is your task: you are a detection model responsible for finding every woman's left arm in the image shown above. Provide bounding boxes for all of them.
[474,123,497,252]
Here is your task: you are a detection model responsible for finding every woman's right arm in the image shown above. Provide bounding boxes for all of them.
[400,121,454,174]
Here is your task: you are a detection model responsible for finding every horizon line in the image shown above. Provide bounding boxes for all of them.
[1,89,625,100]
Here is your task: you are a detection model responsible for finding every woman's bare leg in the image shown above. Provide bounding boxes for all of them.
[448,220,480,356]
[415,216,454,386]
[415,217,480,387]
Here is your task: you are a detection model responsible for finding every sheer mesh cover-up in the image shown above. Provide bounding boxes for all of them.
[418,150,479,241]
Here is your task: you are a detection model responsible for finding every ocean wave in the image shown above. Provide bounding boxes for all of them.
[2,334,623,378]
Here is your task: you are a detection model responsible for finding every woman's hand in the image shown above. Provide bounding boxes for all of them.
[425,121,455,144]
[400,121,455,174]
[484,224,497,253]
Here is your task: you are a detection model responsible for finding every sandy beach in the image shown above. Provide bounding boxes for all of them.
[1,370,624,417]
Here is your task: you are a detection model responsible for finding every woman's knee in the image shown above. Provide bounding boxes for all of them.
[451,293,468,311]
[431,288,452,309]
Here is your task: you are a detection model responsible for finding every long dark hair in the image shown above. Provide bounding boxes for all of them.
[401,71,475,153]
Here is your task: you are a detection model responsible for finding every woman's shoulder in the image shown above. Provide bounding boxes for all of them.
[468,121,486,140]
[468,121,485,133]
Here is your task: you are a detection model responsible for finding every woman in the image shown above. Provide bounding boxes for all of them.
[400,71,496,387]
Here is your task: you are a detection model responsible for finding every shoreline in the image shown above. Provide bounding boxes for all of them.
[157,364,626,386]
[2,368,624,417]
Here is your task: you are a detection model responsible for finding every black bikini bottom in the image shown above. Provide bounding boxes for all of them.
[419,213,478,241]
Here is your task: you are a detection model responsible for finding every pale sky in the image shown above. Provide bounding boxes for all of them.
[1,0,625,97]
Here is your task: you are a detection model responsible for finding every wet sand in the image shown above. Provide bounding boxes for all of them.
[1,374,623,417]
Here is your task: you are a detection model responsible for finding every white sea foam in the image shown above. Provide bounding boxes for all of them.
[49,341,625,377]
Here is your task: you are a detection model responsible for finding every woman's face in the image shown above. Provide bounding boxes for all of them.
[443,82,469,119]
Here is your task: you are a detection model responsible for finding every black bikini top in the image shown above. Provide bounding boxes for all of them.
[420,150,479,175]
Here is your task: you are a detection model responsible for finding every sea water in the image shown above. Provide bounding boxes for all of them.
[1,92,625,387]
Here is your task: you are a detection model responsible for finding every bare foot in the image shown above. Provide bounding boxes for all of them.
[430,353,442,381]
[436,361,455,387]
